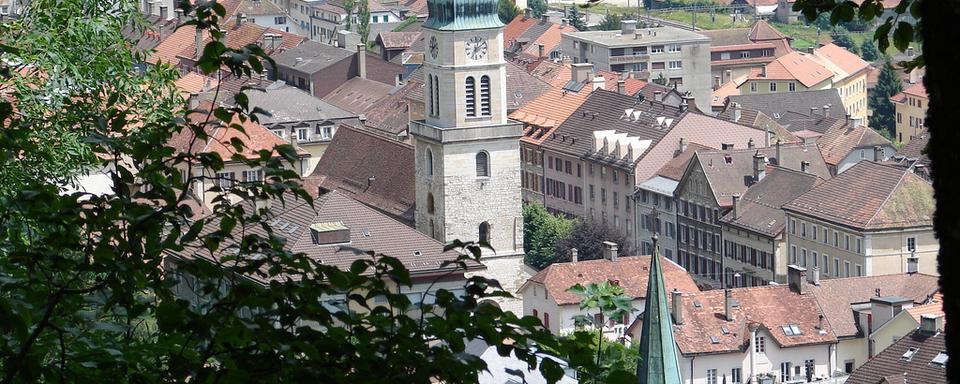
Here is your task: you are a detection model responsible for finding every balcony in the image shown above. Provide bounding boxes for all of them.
[609,54,650,65]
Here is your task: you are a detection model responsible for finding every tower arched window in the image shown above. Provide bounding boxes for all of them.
[479,221,490,243]
[427,192,435,214]
[480,75,491,116]
[426,148,434,176]
[476,151,489,177]
[465,76,476,117]
[433,75,440,117]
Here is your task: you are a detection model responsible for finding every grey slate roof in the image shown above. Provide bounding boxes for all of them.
[245,82,356,124]
[720,167,823,237]
[721,89,845,131]
[274,40,355,74]
[847,329,947,384]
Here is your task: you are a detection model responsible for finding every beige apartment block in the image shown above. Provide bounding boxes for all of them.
[783,161,936,279]
[891,82,928,144]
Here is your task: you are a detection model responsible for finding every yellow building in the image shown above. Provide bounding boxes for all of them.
[890,82,928,144]
[737,44,870,125]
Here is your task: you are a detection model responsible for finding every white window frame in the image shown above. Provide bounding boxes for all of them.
[297,128,308,141]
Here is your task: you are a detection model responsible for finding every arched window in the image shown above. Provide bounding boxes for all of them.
[479,221,490,243]
[426,75,433,117]
[479,75,491,116]
[426,148,434,176]
[427,192,435,214]
[433,75,440,116]
[475,151,489,177]
[465,76,476,117]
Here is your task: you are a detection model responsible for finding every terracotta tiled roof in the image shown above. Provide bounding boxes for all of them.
[524,255,699,306]
[688,143,830,207]
[745,51,833,87]
[504,14,540,44]
[897,129,928,165]
[377,31,422,49]
[304,124,415,224]
[846,329,946,384]
[170,102,308,161]
[812,43,870,81]
[519,23,576,58]
[321,77,394,115]
[905,293,945,325]
[817,123,891,165]
[528,59,571,86]
[238,0,284,15]
[720,167,823,237]
[174,72,219,96]
[504,61,553,110]
[673,285,836,355]
[510,85,592,145]
[177,22,304,64]
[892,82,927,103]
[712,75,746,108]
[361,80,422,136]
[148,24,200,66]
[655,143,712,181]
[784,161,934,230]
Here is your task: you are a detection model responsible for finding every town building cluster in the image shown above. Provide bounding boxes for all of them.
[59,0,941,381]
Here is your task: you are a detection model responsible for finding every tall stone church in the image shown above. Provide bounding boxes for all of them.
[410,0,527,313]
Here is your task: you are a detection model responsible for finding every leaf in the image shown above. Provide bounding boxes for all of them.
[893,21,914,52]
[538,358,564,383]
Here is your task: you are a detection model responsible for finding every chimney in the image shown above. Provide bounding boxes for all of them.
[907,251,919,274]
[617,80,625,94]
[714,75,721,89]
[748,138,755,149]
[733,102,742,122]
[570,248,579,263]
[671,289,683,325]
[724,289,734,321]
[571,63,593,84]
[800,160,810,173]
[788,265,807,295]
[159,4,168,20]
[603,241,618,262]
[174,8,183,21]
[357,44,367,79]
[810,106,818,116]
[561,18,568,27]
[679,137,688,153]
[823,105,830,117]
[541,14,549,23]
[524,8,531,18]
[919,314,943,335]
[873,145,884,162]
[654,90,663,102]
[807,46,815,54]
[309,222,351,245]
[592,76,605,91]
[680,98,688,113]
[775,139,782,164]
[817,314,825,330]
[810,266,820,286]
[236,13,246,27]
[731,194,740,219]
[621,20,637,35]
[195,27,203,60]
[187,92,200,109]
[537,43,545,58]
[760,65,766,77]
[752,151,766,182]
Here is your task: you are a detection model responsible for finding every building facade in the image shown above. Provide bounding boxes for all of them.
[560,21,712,106]
[410,0,527,313]
[890,82,928,144]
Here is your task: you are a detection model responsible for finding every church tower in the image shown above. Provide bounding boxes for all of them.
[411,0,526,312]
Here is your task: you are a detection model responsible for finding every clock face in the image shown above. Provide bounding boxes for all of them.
[429,36,439,59]
[465,36,487,60]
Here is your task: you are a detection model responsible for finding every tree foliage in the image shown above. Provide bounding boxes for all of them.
[566,282,636,384]
[793,0,922,60]
[868,60,903,139]
[595,12,625,31]
[567,6,588,31]
[523,204,574,270]
[554,219,633,262]
[0,1,581,382]
[357,0,372,43]
[860,38,881,61]
[498,0,521,24]
[830,27,859,54]
[528,0,547,18]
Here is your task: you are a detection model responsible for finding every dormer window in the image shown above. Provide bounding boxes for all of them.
[781,324,802,336]
[902,347,919,361]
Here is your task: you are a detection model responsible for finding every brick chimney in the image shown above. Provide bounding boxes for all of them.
[603,241,618,262]
[731,193,740,219]
[524,8,531,18]
[724,289,734,321]
[357,43,367,79]
[617,79,625,94]
[873,145,884,162]
[788,265,807,295]
[752,151,766,182]
[571,63,593,84]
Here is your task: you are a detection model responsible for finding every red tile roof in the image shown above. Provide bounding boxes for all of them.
[510,86,592,145]
[846,329,946,384]
[892,82,927,104]
[813,43,870,79]
[673,285,836,355]
[377,31,422,49]
[524,255,699,306]
[504,15,542,47]
[783,161,934,231]
[745,51,833,88]
[171,102,308,161]
[816,123,892,166]
[321,77,394,115]
[174,73,219,97]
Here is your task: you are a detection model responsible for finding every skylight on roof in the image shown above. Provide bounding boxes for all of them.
[721,326,730,335]
[782,324,802,336]
[931,352,948,367]
[902,347,919,361]
[710,336,720,344]
[693,300,702,308]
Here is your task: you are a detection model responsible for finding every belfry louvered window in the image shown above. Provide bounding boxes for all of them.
[465,76,476,116]
[432,75,440,117]
[479,75,491,116]
[426,75,434,116]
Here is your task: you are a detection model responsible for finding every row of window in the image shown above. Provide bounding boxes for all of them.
[270,125,334,142]
[464,75,492,117]
[639,214,676,239]
[216,169,264,188]
[790,245,863,277]
[638,190,674,211]
[725,267,769,287]
[789,218,863,254]
[586,209,630,233]
[587,163,631,186]
[748,81,798,93]
[587,185,631,211]
[724,240,774,271]
[898,112,925,129]
[640,241,673,260]
[677,251,721,281]
[680,225,721,254]
[547,155,582,177]
[680,199,720,224]
[545,178,583,204]
[716,48,773,61]
[423,149,490,178]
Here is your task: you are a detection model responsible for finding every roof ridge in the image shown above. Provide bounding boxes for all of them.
[864,162,910,227]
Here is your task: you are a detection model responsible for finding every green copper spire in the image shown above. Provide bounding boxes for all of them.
[423,0,504,30]
[636,235,683,384]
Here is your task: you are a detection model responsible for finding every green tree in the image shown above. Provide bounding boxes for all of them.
[652,72,668,86]
[528,0,547,18]
[830,27,859,54]
[499,0,521,24]
[595,12,624,31]
[568,281,636,383]
[523,203,574,269]
[554,219,634,262]
[0,1,580,382]
[868,60,903,139]
[567,6,588,31]
[344,0,355,30]
[860,38,881,61]
[357,0,371,43]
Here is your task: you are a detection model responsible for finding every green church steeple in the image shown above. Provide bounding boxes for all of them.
[636,235,683,384]
[423,0,503,30]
